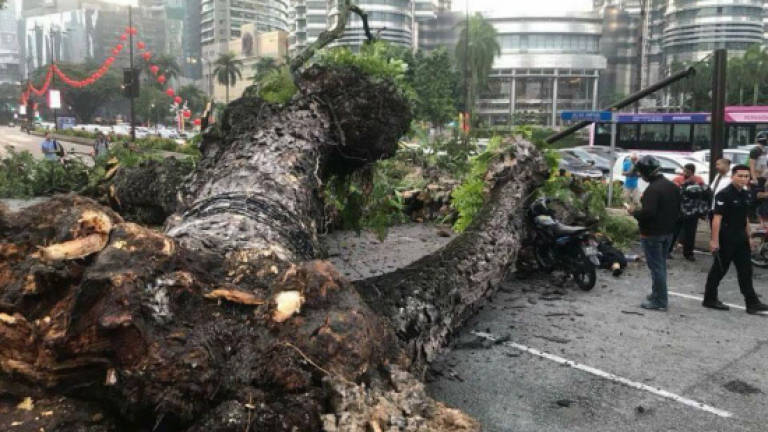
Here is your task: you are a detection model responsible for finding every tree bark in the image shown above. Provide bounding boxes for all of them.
[0,65,546,431]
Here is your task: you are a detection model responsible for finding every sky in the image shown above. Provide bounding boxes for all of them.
[451,0,594,14]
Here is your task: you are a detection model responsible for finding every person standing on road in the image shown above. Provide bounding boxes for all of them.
[670,163,707,261]
[709,158,732,223]
[92,132,110,158]
[629,156,681,311]
[40,132,59,161]
[704,164,768,314]
[621,153,640,205]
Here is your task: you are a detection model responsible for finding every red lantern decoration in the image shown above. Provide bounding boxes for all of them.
[166,88,175,97]
[116,44,123,51]
[112,48,119,55]
[193,118,202,126]
[157,75,166,84]
[174,96,182,104]
[137,41,145,50]
[142,51,152,61]
[120,34,127,41]
[183,110,191,118]
[106,56,115,65]
[129,27,138,35]
[150,65,159,75]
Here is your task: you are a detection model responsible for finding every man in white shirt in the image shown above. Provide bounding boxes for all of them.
[710,158,731,221]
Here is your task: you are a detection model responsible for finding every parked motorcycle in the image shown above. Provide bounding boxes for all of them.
[751,228,768,268]
[527,198,600,290]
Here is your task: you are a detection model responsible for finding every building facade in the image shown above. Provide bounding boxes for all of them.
[289,0,438,54]
[208,25,288,101]
[0,1,20,84]
[476,11,606,128]
[417,9,460,51]
[182,0,203,79]
[200,0,289,58]
[20,0,171,76]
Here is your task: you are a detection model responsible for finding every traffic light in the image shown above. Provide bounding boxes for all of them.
[123,68,140,97]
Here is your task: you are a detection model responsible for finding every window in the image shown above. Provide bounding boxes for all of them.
[671,124,691,143]
[640,124,670,142]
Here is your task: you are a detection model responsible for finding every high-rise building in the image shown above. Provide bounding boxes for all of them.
[182,0,202,79]
[476,11,606,127]
[200,0,289,60]
[596,5,642,102]
[289,0,438,55]
[0,0,20,84]
[663,0,764,65]
[417,9,460,52]
[20,0,170,76]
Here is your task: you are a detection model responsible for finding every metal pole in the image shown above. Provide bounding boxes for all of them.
[50,29,57,130]
[710,48,727,178]
[129,6,136,142]
[608,115,617,207]
[551,73,558,128]
[545,66,696,144]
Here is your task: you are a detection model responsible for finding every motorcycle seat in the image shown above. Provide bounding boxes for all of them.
[552,223,587,236]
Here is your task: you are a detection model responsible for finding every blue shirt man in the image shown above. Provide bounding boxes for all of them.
[622,153,640,204]
[41,134,58,161]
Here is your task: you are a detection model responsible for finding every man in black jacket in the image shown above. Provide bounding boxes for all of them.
[629,156,681,311]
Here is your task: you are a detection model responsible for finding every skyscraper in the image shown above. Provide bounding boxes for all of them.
[0,0,20,84]
[200,0,289,61]
[288,0,438,55]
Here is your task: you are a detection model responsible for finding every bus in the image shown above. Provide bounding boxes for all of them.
[593,106,768,152]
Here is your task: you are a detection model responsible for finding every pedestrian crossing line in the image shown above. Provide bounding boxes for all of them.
[470,331,734,419]
[668,291,746,310]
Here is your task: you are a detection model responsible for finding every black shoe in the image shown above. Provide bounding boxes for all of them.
[702,300,729,311]
[746,303,768,315]
[684,255,696,262]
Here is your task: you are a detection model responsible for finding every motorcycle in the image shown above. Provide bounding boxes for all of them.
[527,198,600,290]
[751,228,768,268]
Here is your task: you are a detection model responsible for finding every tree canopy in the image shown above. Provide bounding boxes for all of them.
[455,13,500,115]
[213,52,244,102]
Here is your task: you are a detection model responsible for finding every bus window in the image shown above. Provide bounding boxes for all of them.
[693,124,710,150]
[671,124,691,147]
[618,124,638,148]
[639,124,670,149]
[727,125,751,148]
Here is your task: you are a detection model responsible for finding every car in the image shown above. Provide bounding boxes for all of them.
[156,128,180,139]
[690,149,750,166]
[610,152,710,193]
[574,145,626,163]
[558,152,604,179]
[559,148,612,175]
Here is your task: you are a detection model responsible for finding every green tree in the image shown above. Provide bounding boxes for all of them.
[409,48,458,127]
[177,84,206,115]
[742,44,768,105]
[31,62,122,123]
[136,86,169,125]
[455,13,500,117]
[213,52,243,103]
[251,57,278,83]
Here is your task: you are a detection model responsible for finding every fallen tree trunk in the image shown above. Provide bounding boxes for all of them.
[0,64,546,431]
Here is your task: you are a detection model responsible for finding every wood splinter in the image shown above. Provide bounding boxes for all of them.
[203,289,265,306]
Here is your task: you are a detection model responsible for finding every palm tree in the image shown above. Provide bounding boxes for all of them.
[742,44,768,105]
[251,57,278,83]
[213,52,244,103]
[153,54,181,82]
[455,13,500,119]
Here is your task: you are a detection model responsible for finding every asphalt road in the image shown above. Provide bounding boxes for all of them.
[428,253,768,432]
[0,125,93,159]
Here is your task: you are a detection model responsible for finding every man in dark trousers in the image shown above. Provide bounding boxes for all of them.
[704,164,768,314]
[629,156,681,311]
[670,163,707,261]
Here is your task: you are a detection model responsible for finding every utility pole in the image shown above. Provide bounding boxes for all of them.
[462,1,470,147]
[710,49,727,177]
[129,6,136,142]
[49,27,58,130]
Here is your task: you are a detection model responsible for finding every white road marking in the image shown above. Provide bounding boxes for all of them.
[668,291,745,310]
[471,331,734,419]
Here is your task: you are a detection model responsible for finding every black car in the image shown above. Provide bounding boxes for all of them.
[558,153,603,179]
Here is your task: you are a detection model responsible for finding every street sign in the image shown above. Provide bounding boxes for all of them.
[560,110,612,122]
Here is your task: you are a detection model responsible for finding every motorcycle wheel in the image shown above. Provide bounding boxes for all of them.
[534,246,555,272]
[573,264,596,291]
[751,237,768,268]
